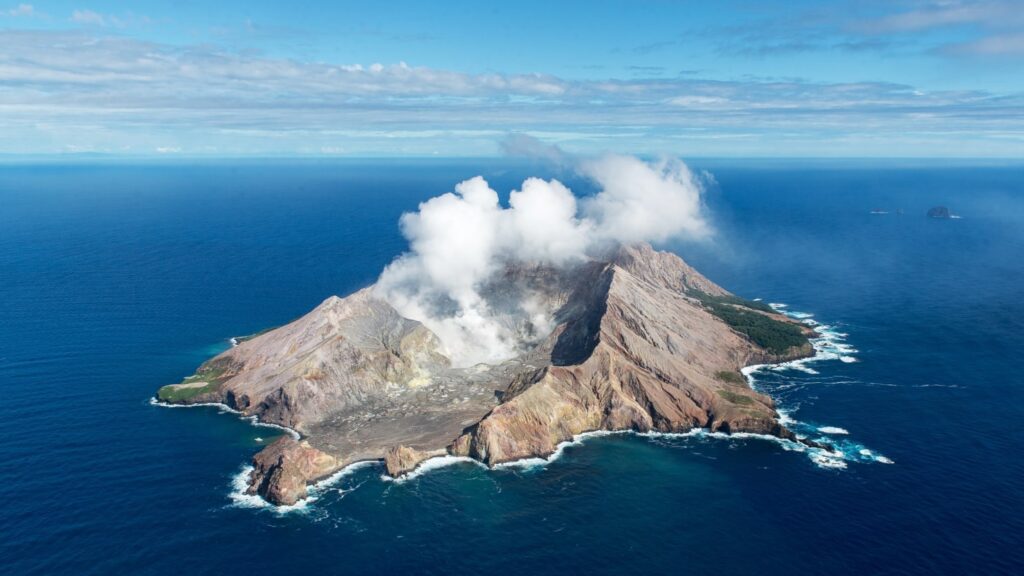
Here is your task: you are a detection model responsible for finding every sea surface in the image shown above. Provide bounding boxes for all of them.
[2,159,1022,575]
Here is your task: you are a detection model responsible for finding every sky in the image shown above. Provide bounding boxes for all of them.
[1,0,1023,157]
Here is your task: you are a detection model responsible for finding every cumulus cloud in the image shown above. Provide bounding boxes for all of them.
[375,154,710,366]
[581,155,711,245]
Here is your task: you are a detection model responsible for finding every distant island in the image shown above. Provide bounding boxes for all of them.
[927,206,957,219]
[157,243,829,506]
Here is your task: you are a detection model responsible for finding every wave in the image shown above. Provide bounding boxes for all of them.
[493,430,631,471]
[810,451,848,469]
[743,303,893,468]
[149,397,300,440]
[380,431,634,482]
[380,455,485,483]
[395,425,857,479]
[312,460,379,491]
[228,465,311,513]
[229,460,379,514]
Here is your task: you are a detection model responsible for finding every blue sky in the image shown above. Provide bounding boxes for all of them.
[2,0,1023,157]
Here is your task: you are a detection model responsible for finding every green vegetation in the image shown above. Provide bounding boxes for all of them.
[234,326,275,344]
[689,291,776,313]
[156,365,227,403]
[717,389,755,405]
[157,382,218,402]
[714,370,746,385]
[689,290,809,355]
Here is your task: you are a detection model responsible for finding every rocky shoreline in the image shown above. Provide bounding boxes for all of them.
[157,243,830,506]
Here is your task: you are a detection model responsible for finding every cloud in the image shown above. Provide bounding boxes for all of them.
[858,1,1024,33]
[71,9,109,26]
[70,8,151,28]
[699,1,1023,62]
[628,65,666,76]
[580,155,711,245]
[4,3,34,17]
[499,133,572,166]
[0,29,1022,157]
[632,40,677,55]
[375,154,710,365]
[943,32,1024,55]
[851,1,1024,56]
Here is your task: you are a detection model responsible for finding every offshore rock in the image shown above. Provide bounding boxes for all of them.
[245,437,340,506]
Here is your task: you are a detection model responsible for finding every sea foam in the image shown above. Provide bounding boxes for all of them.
[493,430,629,471]
[229,460,379,514]
[380,456,484,483]
[150,397,300,440]
[739,303,894,469]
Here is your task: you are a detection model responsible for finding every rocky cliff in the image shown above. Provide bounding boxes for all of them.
[158,243,816,505]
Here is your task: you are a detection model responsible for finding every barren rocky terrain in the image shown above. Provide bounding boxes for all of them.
[158,243,816,505]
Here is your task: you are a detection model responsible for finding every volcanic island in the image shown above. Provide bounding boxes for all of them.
[157,243,825,505]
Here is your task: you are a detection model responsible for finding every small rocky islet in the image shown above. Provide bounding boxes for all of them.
[157,243,823,505]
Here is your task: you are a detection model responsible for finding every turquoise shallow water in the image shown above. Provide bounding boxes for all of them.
[1,160,1023,574]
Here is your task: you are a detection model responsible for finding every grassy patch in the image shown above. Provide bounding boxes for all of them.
[692,293,776,314]
[714,370,746,385]
[717,389,755,405]
[234,326,275,344]
[689,290,808,355]
[157,381,218,402]
[156,365,227,403]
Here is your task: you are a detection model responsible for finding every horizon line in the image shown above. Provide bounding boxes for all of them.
[1,153,1023,164]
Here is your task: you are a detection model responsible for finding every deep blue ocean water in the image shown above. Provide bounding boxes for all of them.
[2,160,1022,575]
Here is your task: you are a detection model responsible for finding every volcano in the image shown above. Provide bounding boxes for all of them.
[157,243,816,505]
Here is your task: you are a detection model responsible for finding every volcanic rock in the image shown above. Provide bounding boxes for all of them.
[160,243,813,505]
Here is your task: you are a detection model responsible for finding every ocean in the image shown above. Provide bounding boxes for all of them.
[2,159,1022,574]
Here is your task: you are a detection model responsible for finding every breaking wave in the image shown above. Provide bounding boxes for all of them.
[493,430,630,471]
[229,460,379,514]
[150,397,301,440]
[380,456,484,483]
[740,303,893,469]
[228,465,311,513]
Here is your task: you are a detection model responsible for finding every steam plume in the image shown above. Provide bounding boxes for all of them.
[376,153,711,366]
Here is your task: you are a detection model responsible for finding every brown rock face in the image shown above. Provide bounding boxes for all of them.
[455,253,786,465]
[383,445,446,477]
[162,243,813,505]
[246,437,340,506]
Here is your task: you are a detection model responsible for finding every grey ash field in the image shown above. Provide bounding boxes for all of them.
[158,243,818,505]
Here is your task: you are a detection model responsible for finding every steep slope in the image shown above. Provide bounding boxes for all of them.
[451,248,797,465]
[157,243,815,505]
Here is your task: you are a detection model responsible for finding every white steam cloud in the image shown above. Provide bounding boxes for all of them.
[376,154,712,367]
